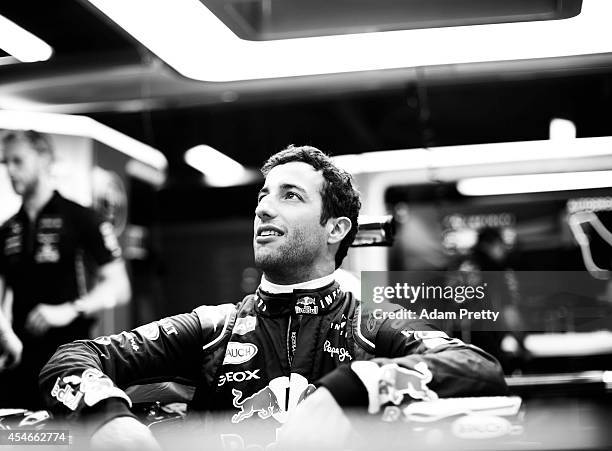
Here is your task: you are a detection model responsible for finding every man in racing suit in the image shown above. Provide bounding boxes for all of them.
[39,145,507,450]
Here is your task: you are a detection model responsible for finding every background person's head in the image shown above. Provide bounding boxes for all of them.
[475,227,508,264]
[255,145,361,283]
[1,130,54,198]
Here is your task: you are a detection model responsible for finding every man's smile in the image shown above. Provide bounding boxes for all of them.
[255,224,285,243]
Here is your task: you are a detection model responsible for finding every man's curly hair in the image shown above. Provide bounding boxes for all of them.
[261,145,361,269]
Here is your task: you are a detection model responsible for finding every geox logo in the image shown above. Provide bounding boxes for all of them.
[218,369,261,386]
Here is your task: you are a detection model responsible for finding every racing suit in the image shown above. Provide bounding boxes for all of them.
[39,280,506,446]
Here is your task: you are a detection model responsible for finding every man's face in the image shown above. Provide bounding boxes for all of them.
[254,161,330,282]
[3,141,48,196]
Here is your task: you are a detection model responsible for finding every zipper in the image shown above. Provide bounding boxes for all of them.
[286,315,293,368]
[286,314,299,370]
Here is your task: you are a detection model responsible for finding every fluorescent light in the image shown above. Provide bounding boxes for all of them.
[184,145,260,187]
[85,0,612,82]
[0,110,167,172]
[457,171,612,196]
[125,160,166,187]
[549,118,576,141]
[333,136,612,175]
[185,145,244,174]
[0,14,53,62]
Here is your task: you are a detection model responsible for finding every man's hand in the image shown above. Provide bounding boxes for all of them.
[91,417,162,451]
[0,330,23,371]
[277,387,352,450]
[25,303,78,336]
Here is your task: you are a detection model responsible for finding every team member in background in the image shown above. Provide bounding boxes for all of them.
[0,130,131,409]
[40,145,506,450]
[459,227,528,371]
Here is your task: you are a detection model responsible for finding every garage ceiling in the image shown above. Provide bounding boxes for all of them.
[0,0,611,204]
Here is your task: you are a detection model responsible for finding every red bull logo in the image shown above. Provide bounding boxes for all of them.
[379,361,438,405]
[298,296,316,306]
[231,374,316,424]
[295,296,318,315]
[231,387,280,423]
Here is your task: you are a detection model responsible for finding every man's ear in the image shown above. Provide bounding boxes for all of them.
[327,217,352,245]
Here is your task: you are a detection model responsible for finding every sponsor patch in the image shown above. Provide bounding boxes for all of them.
[159,318,178,336]
[34,235,60,263]
[79,368,129,407]
[379,361,438,404]
[4,235,22,255]
[122,332,139,351]
[330,316,347,337]
[452,415,517,440]
[233,316,256,336]
[93,336,112,345]
[295,296,318,315]
[10,221,22,234]
[134,322,160,341]
[51,377,83,411]
[50,368,131,411]
[231,373,315,424]
[400,330,413,339]
[40,217,63,229]
[323,340,352,362]
[223,342,258,365]
[218,369,261,386]
[413,330,451,349]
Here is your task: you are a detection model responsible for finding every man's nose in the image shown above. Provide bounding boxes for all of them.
[255,195,277,220]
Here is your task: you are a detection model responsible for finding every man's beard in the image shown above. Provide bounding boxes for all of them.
[11,176,38,198]
[254,233,319,283]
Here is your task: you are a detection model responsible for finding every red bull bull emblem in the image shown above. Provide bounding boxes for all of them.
[295,296,318,314]
[379,361,438,405]
[231,374,316,424]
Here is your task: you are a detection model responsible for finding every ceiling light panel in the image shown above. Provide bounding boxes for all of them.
[0,14,53,62]
[0,110,167,171]
[85,0,611,81]
[457,171,612,196]
[203,0,582,41]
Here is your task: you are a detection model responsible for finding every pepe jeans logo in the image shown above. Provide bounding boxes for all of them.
[323,340,352,362]
[224,342,258,365]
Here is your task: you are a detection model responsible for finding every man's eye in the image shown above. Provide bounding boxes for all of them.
[285,192,301,200]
